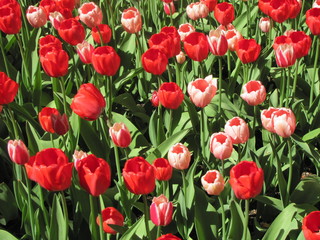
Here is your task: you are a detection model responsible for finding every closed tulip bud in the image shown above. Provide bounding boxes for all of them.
[214,2,235,26]
[259,17,272,33]
[271,108,296,138]
[121,7,142,34]
[158,82,184,109]
[73,150,88,170]
[96,207,124,234]
[236,39,261,64]
[142,48,168,75]
[0,72,19,105]
[306,8,320,36]
[187,75,217,108]
[275,43,296,68]
[122,156,156,195]
[76,41,94,64]
[7,140,30,165]
[209,132,233,160]
[38,107,69,135]
[176,51,186,64]
[70,83,106,121]
[109,122,131,148]
[224,117,250,144]
[168,143,191,170]
[151,90,159,107]
[184,32,209,62]
[157,234,182,240]
[229,161,264,199]
[261,107,278,133]
[152,158,173,181]
[240,80,266,106]
[78,2,102,28]
[92,46,121,76]
[40,48,69,77]
[164,2,175,15]
[77,154,111,196]
[302,211,320,240]
[150,195,173,226]
[178,23,195,41]
[186,2,209,21]
[49,11,64,29]
[91,24,112,44]
[26,6,47,28]
[201,170,225,195]
[25,148,73,191]
[58,18,85,46]
[207,28,228,56]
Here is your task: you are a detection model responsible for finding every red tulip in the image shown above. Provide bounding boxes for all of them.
[236,39,261,64]
[201,170,225,195]
[77,154,111,196]
[240,80,266,106]
[306,8,320,36]
[92,46,121,76]
[224,117,250,144]
[58,18,85,46]
[302,211,320,240]
[40,48,69,77]
[55,0,75,11]
[158,82,184,109]
[152,158,173,181]
[96,207,124,234]
[121,7,142,34]
[78,2,102,28]
[268,0,290,23]
[207,28,228,56]
[160,26,181,56]
[70,83,106,121]
[210,132,233,160]
[214,2,235,26]
[141,48,168,75]
[285,30,312,59]
[258,0,272,15]
[91,24,112,44]
[229,161,264,200]
[25,148,73,191]
[39,34,62,50]
[287,0,301,19]
[0,72,19,105]
[183,32,209,62]
[0,0,21,34]
[40,0,58,18]
[157,234,181,240]
[275,43,296,68]
[7,140,30,165]
[38,107,69,135]
[150,194,173,226]
[122,156,156,195]
[109,122,131,148]
[201,0,217,12]
[148,32,175,58]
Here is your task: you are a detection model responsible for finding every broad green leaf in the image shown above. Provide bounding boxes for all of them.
[49,194,67,240]
[254,195,283,211]
[0,230,18,240]
[302,128,320,141]
[290,176,320,205]
[0,182,18,225]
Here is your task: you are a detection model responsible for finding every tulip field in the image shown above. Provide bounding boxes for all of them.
[2,0,320,239]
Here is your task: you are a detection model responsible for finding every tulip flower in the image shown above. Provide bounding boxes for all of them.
[218,25,243,51]
[152,158,173,181]
[91,24,112,44]
[176,51,186,64]
[271,108,296,138]
[307,8,320,35]
[55,0,75,11]
[39,47,69,78]
[201,170,225,195]
[178,23,195,41]
[209,132,233,160]
[148,32,175,58]
[184,32,209,62]
[151,90,159,107]
[58,18,85,46]
[224,117,250,144]
[259,17,272,33]
[141,48,168,75]
[49,11,64,29]
[285,30,312,59]
[207,28,228,56]
[229,160,264,199]
[186,2,209,21]
[78,2,102,28]
[157,234,182,240]
[302,211,320,240]
[96,207,124,234]
[163,2,175,15]
[201,0,217,12]
[0,72,19,105]
[261,107,278,133]
[167,143,191,170]
[240,80,267,106]
[76,41,94,64]
[214,2,235,26]
[150,195,173,226]
[268,0,290,23]
[121,7,142,34]
[40,0,58,18]
[275,43,296,68]
[158,82,184,109]
[0,0,22,34]
[26,6,47,28]
[38,107,69,135]
[73,150,88,170]
[39,34,62,50]
[160,26,181,56]
[7,140,30,165]
[92,46,121,76]
[109,122,131,148]
[236,39,261,64]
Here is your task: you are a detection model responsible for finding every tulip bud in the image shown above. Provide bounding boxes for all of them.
[163,2,175,15]
[150,195,173,226]
[207,28,228,56]
[38,107,69,135]
[201,170,224,195]
[217,25,243,51]
[178,23,195,41]
[224,117,250,144]
[240,80,266,106]
[78,2,103,28]
[76,41,94,64]
[151,90,159,107]
[176,51,186,64]
[275,43,296,68]
[259,17,272,33]
[26,6,47,28]
[152,158,173,181]
[91,24,112,45]
[73,150,88,170]
[271,108,296,138]
[121,7,142,34]
[168,143,191,170]
[7,140,30,165]
[261,107,278,133]
[209,132,233,160]
[186,2,209,21]
[109,122,131,148]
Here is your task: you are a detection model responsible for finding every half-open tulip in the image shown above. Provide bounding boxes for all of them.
[38,107,69,135]
[271,108,296,138]
[7,140,30,165]
[158,82,184,109]
[275,43,296,68]
[26,6,47,28]
[240,80,266,106]
[178,23,195,41]
[77,41,94,64]
[259,17,272,33]
[152,158,173,181]
[201,170,225,195]
[167,143,191,170]
[78,2,102,28]
[109,122,131,148]
[285,30,312,59]
[97,207,124,234]
[214,2,235,26]
[58,18,85,45]
[186,2,209,20]
[92,46,121,76]
[121,7,142,34]
[142,48,168,75]
[0,0,22,34]
[150,195,173,226]
[184,32,209,62]
[40,48,69,77]
[261,107,278,133]
[224,117,250,144]
[236,39,261,64]
[207,28,228,56]
[91,24,112,44]
[306,8,320,36]
[209,132,233,160]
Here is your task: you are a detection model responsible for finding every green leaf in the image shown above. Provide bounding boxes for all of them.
[228,200,249,240]
[0,183,18,225]
[0,230,18,240]
[49,194,67,240]
[290,176,320,205]
[302,128,320,141]
[254,195,283,211]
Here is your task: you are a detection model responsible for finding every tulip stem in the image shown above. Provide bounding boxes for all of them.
[280,69,286,107]
[169,7,174,26]
[218,195,226,240]
[0,35,10,77]
[310,36,319,106]
[244,199,250,240]
[15,33,31,91]
[292,60,299,104]
[39,187,49,230]
[98,196,105,240]
[142,195,152,240]
[156,225,161,238]
[23,167,36,240]
[114,145,122,183]
[246,0,251,38]
[221,160,225,176]
[167,109,173,137]
[89,195,99,240]
[237,144,242,163]
[227,51,231,81]
[106,76,113,122]
[286,138,293,206]
[252,105,257,140]
[285,67,291,108]
[167,64,173,82]
[6,107,20,139]
[59,77,68,115]
[218,57,223,120]
[61,191,69,239]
